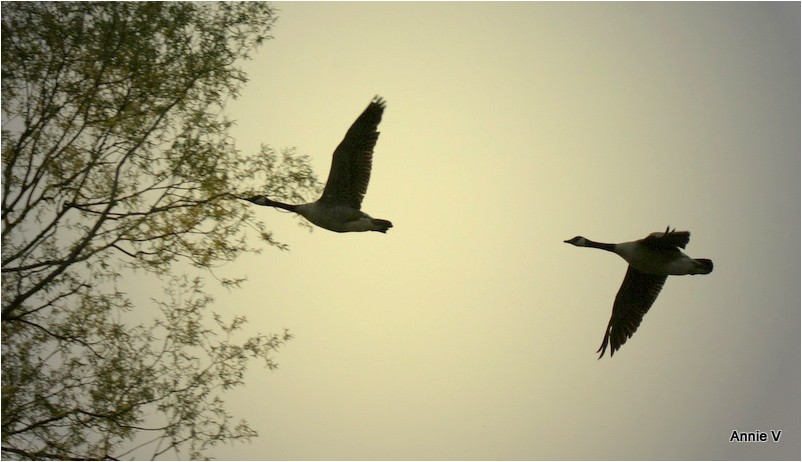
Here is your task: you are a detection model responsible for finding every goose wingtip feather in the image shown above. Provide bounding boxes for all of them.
[372,95,386,107]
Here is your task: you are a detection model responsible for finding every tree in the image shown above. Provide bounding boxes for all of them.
[1,3,320,459]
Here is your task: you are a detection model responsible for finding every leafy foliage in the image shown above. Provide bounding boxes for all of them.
[1,3,319,459]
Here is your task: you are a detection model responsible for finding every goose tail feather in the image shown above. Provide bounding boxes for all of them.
[693,258,714,274]
[371,218,393,233]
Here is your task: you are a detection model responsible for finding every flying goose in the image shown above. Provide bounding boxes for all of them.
[244,96,392,233]
[564,227,713,358]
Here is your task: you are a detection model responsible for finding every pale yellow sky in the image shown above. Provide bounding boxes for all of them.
[129,2,800,459]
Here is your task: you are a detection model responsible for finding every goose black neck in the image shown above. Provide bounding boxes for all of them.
[264,198,297,212]
[246,195,297,212]
[584,239,616,252]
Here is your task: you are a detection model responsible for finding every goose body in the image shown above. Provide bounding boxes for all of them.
[244,96,392,233]
[564,227,713,358]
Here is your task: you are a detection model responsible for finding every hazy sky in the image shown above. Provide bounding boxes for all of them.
[161,2,799,460]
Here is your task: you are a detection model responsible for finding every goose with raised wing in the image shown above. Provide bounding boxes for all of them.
[244,96,392,233]
[564,227,713,358]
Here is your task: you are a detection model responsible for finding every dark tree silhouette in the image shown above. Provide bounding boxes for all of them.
[1,3,319,459]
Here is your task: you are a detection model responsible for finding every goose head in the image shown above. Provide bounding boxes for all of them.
[243,195,269,206]
[564,236,588,247]
[241,194,298,212]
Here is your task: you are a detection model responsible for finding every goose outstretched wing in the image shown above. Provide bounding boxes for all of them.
[320,96,386,209]
[597,266,667,358]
